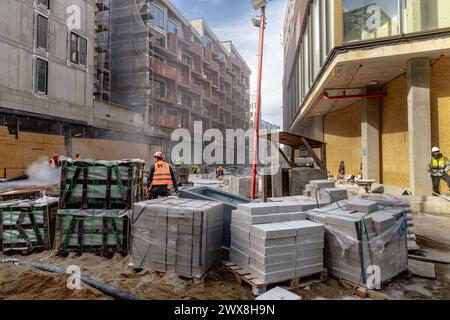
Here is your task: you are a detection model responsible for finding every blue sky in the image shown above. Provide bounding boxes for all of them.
[172,0,288,127]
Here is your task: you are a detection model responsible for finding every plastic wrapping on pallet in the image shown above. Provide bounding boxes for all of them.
[56,208,130,256]
[59,158,145,210]
[0,196,59,254]
[307,204,408,287]
[130,197,223,278]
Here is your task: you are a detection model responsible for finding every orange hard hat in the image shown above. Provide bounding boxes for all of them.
[154,151,164,159]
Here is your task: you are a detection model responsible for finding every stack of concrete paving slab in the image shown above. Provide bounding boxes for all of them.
[230,202,308,268]
[303,180,348,203]
[248,221,325,283]
[229,202,325,284]
[307,199,408,287]
[130,197,223,278]
[230,176,258,199]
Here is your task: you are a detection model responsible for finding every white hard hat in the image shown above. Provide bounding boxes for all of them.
[432,147,440,153]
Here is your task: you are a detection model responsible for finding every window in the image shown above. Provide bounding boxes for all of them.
[36,14,48,51]
[154,80,166,97]
[403,0,450,33]
[69,32,87,67]
[34,58,48,95]
[203,70,212,81]
[312,0,321,78]
[182,53,192,66]
[168,19,180,34]
[182,94,193,108]
[37,0,50,10]
[150,4,165,30]
[343,0,400,43]
[154,34,166,47]
[203,36,212,48]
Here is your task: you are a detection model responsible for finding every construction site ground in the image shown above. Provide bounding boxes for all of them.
[1,213,449,300]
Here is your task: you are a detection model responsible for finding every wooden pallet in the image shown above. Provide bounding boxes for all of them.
[224,261,328,296]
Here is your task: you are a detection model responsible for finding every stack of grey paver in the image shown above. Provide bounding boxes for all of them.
[306,199,408,287]
[303,180,348,203]
[130,197,223,278]
[230,202,307,268]
[248,220,324,283]
[230,202,325,284]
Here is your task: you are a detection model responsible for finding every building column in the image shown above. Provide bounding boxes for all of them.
[407,57,432,196]
[361,87,381,182]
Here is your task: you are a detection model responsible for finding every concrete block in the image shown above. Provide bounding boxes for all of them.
[251,223,298,239]
[295,263,324,277]
[309,180,336,189]
[320,188,348,202]
[345,199,379,213]
[250,243,296,256]
[296,241,324,251]
[284,220,325,236]
[250,251,295,265]
[237,203,278,215]
[250,235,296,247]
[250,259,296,273]
[249,266,296,283]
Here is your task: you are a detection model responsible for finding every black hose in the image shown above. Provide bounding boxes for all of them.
[0,259,145,300]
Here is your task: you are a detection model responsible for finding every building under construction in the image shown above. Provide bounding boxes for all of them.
[0,0,251,178]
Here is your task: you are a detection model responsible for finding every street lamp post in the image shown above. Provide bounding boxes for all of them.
[251,0,266,200]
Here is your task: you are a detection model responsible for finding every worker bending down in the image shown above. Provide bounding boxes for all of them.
[146,151,178,199]
[428,146,450,195]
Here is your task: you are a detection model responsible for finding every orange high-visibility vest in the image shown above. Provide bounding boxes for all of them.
[50,159,56,168]
[151,160,173,186]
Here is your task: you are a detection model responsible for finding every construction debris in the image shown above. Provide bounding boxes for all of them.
[408,259,436,279]
[255,286,302,300]
[130,198,223,278]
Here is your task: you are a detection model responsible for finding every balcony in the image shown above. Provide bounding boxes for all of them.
[153,60,177,80]
[191,82,203,96]
[154,94,175,105]
[186,41,203,57]
[203,47,212,65]
[211,95,221,106]
[149,111,178,129]
[167,33,178,55]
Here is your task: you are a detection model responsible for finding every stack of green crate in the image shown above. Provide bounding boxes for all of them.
[0,197,59,255]
[57,159,145,256]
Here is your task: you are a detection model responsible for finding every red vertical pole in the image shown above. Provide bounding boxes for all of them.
[251,6,266,200]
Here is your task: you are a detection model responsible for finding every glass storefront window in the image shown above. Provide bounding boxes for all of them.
[303,22,310,93]
[403,0,450,33]
[312,0,321,78]
[343,0,400,42]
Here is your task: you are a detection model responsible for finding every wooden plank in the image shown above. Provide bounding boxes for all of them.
[278,147,294,168]
[300,137,325,169]
[408,254,450,265]
[408,259,436,279]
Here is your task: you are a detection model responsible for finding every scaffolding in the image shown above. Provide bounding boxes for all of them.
[109,0,152,112]
[94,0,112,102]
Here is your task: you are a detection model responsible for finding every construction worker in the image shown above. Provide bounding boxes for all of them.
[75,153,81,161]
[216,165,224,179]
[428,147,450,195]
[145,151,178,199]
[50,154,61,169]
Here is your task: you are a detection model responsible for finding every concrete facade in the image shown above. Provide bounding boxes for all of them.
[0,0,171,178]
[407,58,433,196]
[361,87,381,182]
